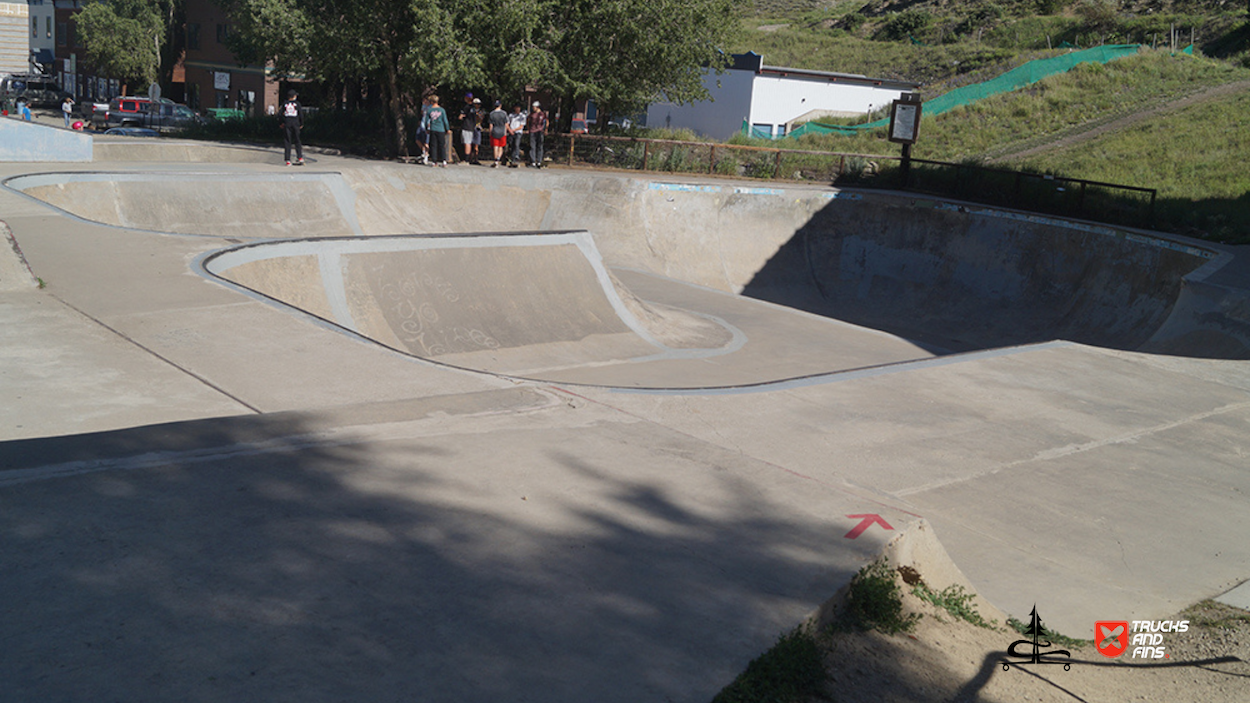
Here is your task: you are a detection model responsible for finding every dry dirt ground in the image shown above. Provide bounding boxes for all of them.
[819,588,1250,703]
[731,523,1250,703]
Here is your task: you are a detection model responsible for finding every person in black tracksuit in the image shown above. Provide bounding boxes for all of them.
[281,89,304,165]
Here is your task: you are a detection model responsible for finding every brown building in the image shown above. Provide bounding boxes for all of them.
[51,0,279,116]
[182,0,278,115]
[51,0,163,104]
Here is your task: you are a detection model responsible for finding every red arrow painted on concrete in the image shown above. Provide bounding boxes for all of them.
[844,514,894,539]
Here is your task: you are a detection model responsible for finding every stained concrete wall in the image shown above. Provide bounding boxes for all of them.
[9,165,1248,358]
[0,118,92,162]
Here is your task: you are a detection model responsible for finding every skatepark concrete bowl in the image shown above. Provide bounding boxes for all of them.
[5,144,1250,703]
[8,167,1250,384]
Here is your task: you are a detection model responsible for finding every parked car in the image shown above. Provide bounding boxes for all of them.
[90,102,111,129]
[0,73,71,108]
[103,127,159,138]
[100,96,204,132]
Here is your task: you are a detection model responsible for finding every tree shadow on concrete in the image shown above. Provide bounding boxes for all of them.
[952,650,1246,703]
[0,408,874,703]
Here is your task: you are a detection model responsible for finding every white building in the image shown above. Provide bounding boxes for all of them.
[646,52,920,140]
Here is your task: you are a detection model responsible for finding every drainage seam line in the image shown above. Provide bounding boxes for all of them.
[547,384,925,520]
[51,294,262,414]
[897,398,1250,498]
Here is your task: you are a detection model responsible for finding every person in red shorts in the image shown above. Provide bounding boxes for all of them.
[486,100,508,168]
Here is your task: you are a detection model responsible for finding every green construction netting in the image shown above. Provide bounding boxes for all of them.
[774,44,1143,139]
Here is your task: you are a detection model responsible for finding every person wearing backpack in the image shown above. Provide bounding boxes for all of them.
[281,89,304,166]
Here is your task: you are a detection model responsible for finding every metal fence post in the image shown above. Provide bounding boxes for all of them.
[709,145,716,174]
[642,142,650,171]
[773,150,782,179]
[568,134,575,166]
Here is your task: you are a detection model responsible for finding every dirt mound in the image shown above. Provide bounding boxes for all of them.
[717,521,1250,702]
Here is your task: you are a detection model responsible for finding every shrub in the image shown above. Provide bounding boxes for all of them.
[711,627,827,703]
[878,10,933,42]
[842,559,920,634]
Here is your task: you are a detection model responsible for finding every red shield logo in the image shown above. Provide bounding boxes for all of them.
[1096,621,1130,658]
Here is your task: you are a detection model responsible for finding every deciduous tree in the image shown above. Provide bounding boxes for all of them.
[76,0,174,89]
[223,0,739,153]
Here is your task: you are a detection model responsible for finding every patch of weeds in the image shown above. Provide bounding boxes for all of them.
[913,583,997,629]
[36,277,46,289]
[1180,599,1250,630]
[1006,616,1089,648]
[711,625,828,703]
[842,559,921,635]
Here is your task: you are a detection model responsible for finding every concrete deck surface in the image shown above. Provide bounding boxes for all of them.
[1,138,1248,702]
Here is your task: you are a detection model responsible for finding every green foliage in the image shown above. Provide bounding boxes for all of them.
[75,0,167,86]
[843,560,920,635]
[559,0,739,119]
[876,10,933,42]
[183,109,387,152]
[711,626,827,703]
[912,584,996,629]
[1006,616,1089,648]
[1036,0,1069,13]
[1013,82,1250,243]
[1074,0,1118,31]
[1182,600,1250,630]
[223,0,738,154]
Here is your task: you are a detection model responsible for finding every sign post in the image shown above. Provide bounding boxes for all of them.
[888,93,923,188]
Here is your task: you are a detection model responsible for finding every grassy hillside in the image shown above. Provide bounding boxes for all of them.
[734,50,1250,161]
[711,1,1250,242]
[1012,86,1250,242]
[735,1,1250,88]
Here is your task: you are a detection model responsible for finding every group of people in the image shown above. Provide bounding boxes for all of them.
[415,93,547,169]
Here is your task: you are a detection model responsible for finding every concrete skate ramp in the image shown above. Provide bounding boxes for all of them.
[0,118,92,162]
[740,196,1239,355]
[6,172,361,239]
[202,232,757,382]
[92,139,279,164]
[10,168,1250,359]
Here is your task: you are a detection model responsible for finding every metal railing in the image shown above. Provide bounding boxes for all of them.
[551,132,1157,227]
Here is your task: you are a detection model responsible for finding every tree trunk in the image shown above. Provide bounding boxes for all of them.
[382,51,407,158]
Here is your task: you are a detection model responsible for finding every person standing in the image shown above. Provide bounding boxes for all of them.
[487,100,508,168]
[62,96,75,128]
[415,95,431,165]
[527,101,547,168]
[281,89,304,166]
[458,93,481,164]
[423,95,450,167]
[506,104,526,167]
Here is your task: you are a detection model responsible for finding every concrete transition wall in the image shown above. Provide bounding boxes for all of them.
[0,118,93,162]
[8,164,1248,358]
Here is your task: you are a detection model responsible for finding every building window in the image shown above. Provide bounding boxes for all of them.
[56,22,67,46]
[187,23,200,51]
[216,24,230,44]
[47,17,52,39]
[32,17,36,38]
[751,123,774,139]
